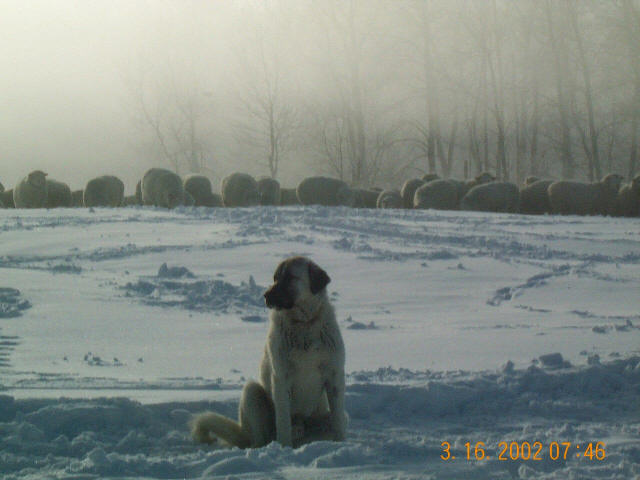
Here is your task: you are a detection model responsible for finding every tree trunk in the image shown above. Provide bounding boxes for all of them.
[421,1,439,176]
[442,117,458,178]
[346,1,366,186]
[629,83,639,179]
[529,68,540,176]
[490,0,507,181]
[623,0,640,178]
[545,0,574,179]
[482,54,490,174]
[569,1,601,180]
[188,109,202,174]
[467,106,482,176]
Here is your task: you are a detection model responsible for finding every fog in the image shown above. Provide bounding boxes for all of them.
[1,0,639,193]
[1,1,240,190]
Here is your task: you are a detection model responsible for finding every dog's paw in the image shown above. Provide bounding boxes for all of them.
[291,422,305,443]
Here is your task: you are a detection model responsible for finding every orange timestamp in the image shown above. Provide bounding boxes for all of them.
[441,441,606,461]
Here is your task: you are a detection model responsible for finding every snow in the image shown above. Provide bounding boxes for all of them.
[0,206,639,479]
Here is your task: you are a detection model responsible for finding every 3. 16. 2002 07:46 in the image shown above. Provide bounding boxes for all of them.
[440,441,606,461]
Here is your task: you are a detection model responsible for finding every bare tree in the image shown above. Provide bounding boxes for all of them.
[487,0,508,181]
[123,63,215,176]
[544,0,575,179]
[235,49,299,179]
[309,0,375,186]
[508,1,543,182]
[398,1,463,178]
[233,2,300,179]
[414,0,441,175]
[621,0,640,178]
[568,0,602,181]
[311,107,349,182]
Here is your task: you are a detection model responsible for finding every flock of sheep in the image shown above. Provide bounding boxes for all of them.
[1,167,639,217]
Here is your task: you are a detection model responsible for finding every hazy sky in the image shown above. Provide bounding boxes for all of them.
[1,0,240,191]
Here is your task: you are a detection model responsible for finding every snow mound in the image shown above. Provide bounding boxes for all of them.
[537,352,571,369]
[49,262,82,274]
[157,262,195,279]
[122,267,266,314]
[347,356,640,422]
[0,357,638,479]
[0,287,32,318]
[344,316,380,330]
[83,352,125,367]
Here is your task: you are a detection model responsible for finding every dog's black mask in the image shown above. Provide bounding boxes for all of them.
[264,257,331,310]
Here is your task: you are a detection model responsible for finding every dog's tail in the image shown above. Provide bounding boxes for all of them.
[190,412,252,449]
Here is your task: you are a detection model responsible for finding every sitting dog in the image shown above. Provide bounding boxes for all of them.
[191,256,346,448]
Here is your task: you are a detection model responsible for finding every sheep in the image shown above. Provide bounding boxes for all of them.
[183,174,221,207]
[414,173,496,211]
[71,189,84,207]
[465,172,496,192]
[615,174,640,217]
[523,176,540,187]
[460,181,520,213]
[83,175,124,208]
[0,189,15,208]
[548,174,623,216]
[353,188,380,208]
[455,180,473,207]
[183,174,211,204]
[13,170,48,208]
[279,187,300,206]
[548,181,595,215]
[221,172,260,207]
[421,173,440,183]
[376,189,403,209]
[400,178,425,209]
[141,168,185,209]
[46,179,72,208]
[519,179,553,215]
[413,179,461,210]
[296,176,355,207]
[257,177,281,206]
[598,173,624,216]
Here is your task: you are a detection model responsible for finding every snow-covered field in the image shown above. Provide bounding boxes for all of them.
[0,206,638,479]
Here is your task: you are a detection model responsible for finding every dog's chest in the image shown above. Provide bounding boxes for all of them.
[287,345,333,415]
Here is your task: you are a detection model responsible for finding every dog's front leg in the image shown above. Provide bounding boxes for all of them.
[272,376,293,447]
[326,370,346,441]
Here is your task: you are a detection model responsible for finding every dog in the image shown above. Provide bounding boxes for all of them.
[191,256,346,448]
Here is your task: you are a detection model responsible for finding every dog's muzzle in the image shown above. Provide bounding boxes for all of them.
[264,284,294,310]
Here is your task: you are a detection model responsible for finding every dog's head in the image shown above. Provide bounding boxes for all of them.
[264,257,330,315]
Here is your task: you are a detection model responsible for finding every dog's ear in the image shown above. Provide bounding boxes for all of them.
[308,261,330,294]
